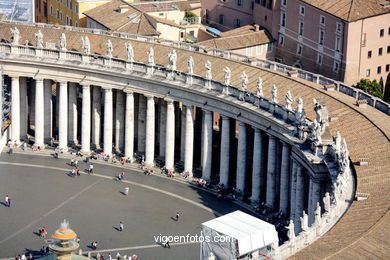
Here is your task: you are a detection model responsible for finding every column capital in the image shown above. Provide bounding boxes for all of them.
[203,109,213,114]
[34,78,44,83]
[281,140,290,147]
[58,81,68,86]
[145,94,155,99]
[123,89,134,95]
[221,114,230,120]
[102,87,112,92]
[164,97,175,103]
[253,127,261,133]
[81,84,90,89]
[238,121,246,127]
[267,133,276,140]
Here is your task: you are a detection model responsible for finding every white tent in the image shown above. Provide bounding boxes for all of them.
[200,210,278,260]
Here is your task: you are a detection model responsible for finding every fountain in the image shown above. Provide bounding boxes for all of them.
[49,219,79,255]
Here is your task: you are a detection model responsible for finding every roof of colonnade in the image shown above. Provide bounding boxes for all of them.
[0,21,389,259]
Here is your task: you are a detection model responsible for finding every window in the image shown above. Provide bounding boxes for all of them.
[234,18,241,28]
[380,29,384,37]
[280,11,286,27]
[266,0,272,9]
[236,0,243,7]
[50,5,53,16]
[387,46,390,53]
[368,50,372,58]
[44,2,47,17]
[386,64,389,72]
[75,4,79,13]
[246,47,252,56]
[180,32,184,38]
[377,66,381,74]
[70,1,72,10]
[279,34,285,46]
[333,61,340,72]
[319,29,324,45]
[256,45,263,55]
[299,5,305,15]
[267,43,273,53]
[66,15,69,25]
[317,54,323,65]
[66,0,68,8]
[298,21,304,36]
[159,13,164,16]
[366,69,370,77]
[70,19,72,26]
[281,0,287,7]
[261,0,266,7]
[296,44,303,56]
[251,1,254,9]
[56,9,59,19]
[75,22,79,27]
[60,11,63,21]
[219,14,225,25]
[320,15,325,25]
[336,22,342,33]
[379,48,383,56]
[335,36,341,52]
[389,27,390,35]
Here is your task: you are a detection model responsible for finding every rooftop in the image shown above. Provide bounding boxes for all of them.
[198,24,272,50]
[301,0,390,21]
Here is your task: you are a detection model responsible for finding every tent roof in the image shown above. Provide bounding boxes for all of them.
[202,210,278,256]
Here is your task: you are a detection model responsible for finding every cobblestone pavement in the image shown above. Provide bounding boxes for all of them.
[0,151,251,259]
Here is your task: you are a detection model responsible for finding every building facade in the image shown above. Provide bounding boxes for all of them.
[35,0,80,26]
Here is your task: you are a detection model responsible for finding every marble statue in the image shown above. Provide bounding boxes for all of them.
[256,77,263,97]
[240,71,248,91]
[126,42,134,62]
[147,47,154,65]
[310,120,322,144]
[285,91,293,110]
[313,98,328,134]
[300,211,309,232]
[168,50,177,71]
[35,30,43,48]
[339,138,350,172]
[187,56,194,75]
[82,36,90,55]
[323,192,331,212]
[106,40,113,58]
[287,220,295,241]
[205,60,212,80]
[295,98,306,124]
[59,33,67,51]
[10,27,20,45]
[271,84,278,103]
[334,131,341,154]
[314,202,322,226]
[223,66,231,86]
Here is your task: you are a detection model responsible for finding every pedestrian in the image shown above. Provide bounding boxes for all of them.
[124,187,129,196]
[91,241,98,250]
[22,142,27,151]
[8,197,12,207]
[8,146,13,155]
[40,246,45,256]
[89,163,94,174]
[107,254,112,260]
[119,221,124,231]
[164,240,170,248]
[74,160,79,168]
[5,195,9,207]
[175,212,180,221]
[71,158,74,166]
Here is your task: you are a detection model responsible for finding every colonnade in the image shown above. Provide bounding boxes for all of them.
[7,75,327,232]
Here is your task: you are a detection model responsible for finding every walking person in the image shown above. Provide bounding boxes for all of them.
[5,195,9,207]
[124,187,129,196]
[119,221,124,231]
[89,163,94,174]
[164,240,170,248]
[175,212,180,221]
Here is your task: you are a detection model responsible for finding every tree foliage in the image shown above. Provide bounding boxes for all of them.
[356,79,383,99]
[384,73,390,103]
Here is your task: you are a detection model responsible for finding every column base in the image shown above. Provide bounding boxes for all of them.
[145,162,154,168]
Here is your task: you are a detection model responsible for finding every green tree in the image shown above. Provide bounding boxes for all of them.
[356,79,384,99]
[383,73,390,103]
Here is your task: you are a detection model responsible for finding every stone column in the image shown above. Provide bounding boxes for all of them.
[279,142,291,214]
[236,122,247,193]
[219,116,230,186]
[308,179,321,226]
[115,90,125,151]
[180,104,186,161]
[145,95,155,166]
[290,160,298,220]
[34,79,44,147]
[165,99,175,170]
[124,92,134,160]
[81,85,91,153]
[11,76,20,144]
[19,77,28,140]
[58,81,68,150]
[295,164,305,234]
[44,79,53,142]
[266,135,277,208]
[250,128,263,202]
[68,82,78,145]
[201,110,213,180]
[184,105,194,175]
[92,86,101,149]
[103,88,113,155]
[159,100,167,157]
[137,94,146,153]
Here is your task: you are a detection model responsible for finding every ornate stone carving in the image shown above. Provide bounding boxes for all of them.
[59,33,67,51]
[10,27,20,45]
[334,131,341,155]
[285,91,293,110]
[300,211,309,232]
[294,97,306,139]
[287,220,295,241]
[323,192,331,213]
[82,36,90,55]
[310,120,322,145]
[240,71,248,91]
[314,202,322,226]
[313,98,328,135]
[205,60,212,80]
[106,40,113,58]
[256,77,263,97]
[271,84,278,103]
[126,42,134,62]
[34,30,43,48]
[339,138,350,173]
[168,50,177,71]
[147,47,154,66]
[187,56,194,75]
[223,66,231,86]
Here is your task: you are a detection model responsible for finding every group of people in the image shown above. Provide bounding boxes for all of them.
[160,167,175,178]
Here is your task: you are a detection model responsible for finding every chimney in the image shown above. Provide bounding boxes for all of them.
[118,5,129,13]
[254,24,260,31]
